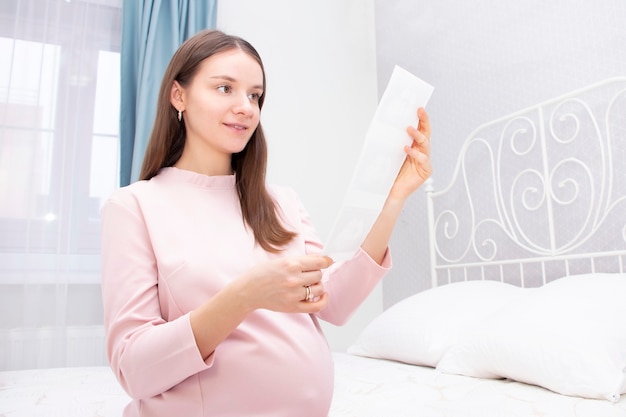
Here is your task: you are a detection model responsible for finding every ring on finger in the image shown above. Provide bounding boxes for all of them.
[304,285,311,302]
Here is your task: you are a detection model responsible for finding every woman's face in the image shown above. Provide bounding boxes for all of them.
[173,48,264,173]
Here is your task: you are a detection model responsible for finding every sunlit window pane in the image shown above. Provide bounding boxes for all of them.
[90,49,120,211]
[0,38,15,102]
[93,50,120,136]
[90,135,119,211]
[0,38,59,130]
[0,129,53,219]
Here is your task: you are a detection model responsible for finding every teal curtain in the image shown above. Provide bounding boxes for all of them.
[119,0,217,186]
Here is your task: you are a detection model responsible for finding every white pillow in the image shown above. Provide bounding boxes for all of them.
[436,272,626,402]
[347,280,525,367]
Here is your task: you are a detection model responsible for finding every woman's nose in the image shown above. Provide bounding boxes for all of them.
[232,93,254,116]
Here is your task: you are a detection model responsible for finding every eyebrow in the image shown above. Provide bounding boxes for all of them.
[209,75,264,91]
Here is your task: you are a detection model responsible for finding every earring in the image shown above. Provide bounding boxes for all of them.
[178,110,182,122]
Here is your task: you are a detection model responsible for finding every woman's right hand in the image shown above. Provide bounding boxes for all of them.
[236,254,334,313]
[190,254,333,360]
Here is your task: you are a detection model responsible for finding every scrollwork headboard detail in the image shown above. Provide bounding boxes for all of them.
[426,77,626,288]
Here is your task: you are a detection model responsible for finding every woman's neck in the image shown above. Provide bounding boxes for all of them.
[174,150,233,176]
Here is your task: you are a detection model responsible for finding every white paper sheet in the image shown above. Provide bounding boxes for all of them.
[324,66,434,260]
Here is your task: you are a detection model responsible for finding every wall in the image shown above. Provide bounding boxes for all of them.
[374,0,626,308]
[216,0,380,351]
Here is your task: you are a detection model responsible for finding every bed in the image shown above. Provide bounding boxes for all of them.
[2,77,626,416]
[336,76,626,416]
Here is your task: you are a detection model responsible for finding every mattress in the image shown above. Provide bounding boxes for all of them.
[330,353,626,417]
[2,353,625,416]
[0,366,128,417]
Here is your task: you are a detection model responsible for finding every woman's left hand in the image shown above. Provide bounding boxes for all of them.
[387,107,432,201]
[359,107,433,264]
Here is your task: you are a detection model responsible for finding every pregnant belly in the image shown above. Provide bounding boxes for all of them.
[200,311,334,416]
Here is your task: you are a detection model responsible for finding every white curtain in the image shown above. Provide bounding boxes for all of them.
[0,0,122,370]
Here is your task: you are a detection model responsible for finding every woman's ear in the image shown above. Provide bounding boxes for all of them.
[170,81,184,111]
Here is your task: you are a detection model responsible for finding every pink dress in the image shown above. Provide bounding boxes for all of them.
[100,167,391,416]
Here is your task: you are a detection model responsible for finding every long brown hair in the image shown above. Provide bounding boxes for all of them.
[139,29,296,252]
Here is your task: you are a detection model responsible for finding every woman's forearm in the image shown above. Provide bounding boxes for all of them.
[189,280,253,360]
[360,196,406,265]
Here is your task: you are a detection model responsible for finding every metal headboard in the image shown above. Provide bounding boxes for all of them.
[426,77,626,288]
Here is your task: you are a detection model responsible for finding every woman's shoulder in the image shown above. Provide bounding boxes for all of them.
[267,183,312,224]
[102,179,158,211]
[267,183,301,206]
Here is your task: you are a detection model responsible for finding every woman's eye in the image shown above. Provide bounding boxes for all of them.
[248,92,261,102]
[217,85,231,93]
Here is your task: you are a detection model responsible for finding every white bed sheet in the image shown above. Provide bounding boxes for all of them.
[2,354,626,416]
[330,353,626,417]
[0,366,129,417]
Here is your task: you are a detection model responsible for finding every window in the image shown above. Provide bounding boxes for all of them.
[0,0,122,369]
[0,1,122,284]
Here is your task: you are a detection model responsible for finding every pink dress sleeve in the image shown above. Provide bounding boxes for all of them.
[100,190,211,399]
[317,247,391,325]
[282,188,392,325]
